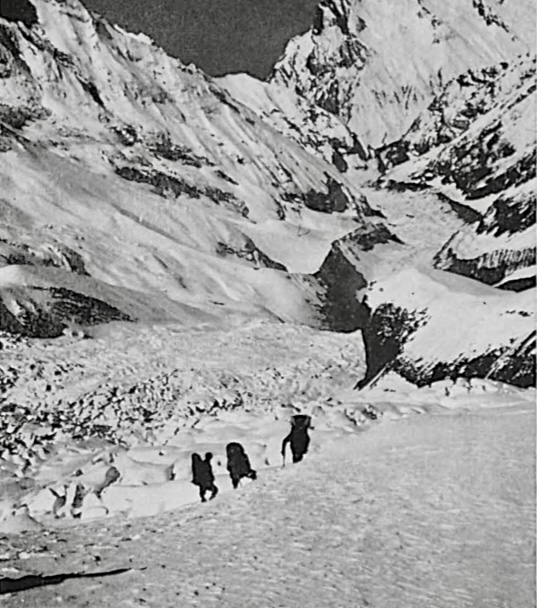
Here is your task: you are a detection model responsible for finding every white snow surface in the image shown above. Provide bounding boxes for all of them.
[217,73,365,172]
[0,381,534,607]
[377,56,535,290]
[386,56,536,209]
[0,0,533,375]
[0,0,387,329]
[496,264,536,288]
[0,3,534,604]
[367,265,535,374]
[272,0,536,148]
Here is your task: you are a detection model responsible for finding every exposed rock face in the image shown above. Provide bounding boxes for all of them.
[0,286,131,338]
[381,57,536,292]
[313,244,368,333]
[216,237,287,271]
[378,59,535,170]
[357,268,535,389]
[272,0,536,148]
[339,222,403,252]
[394,333,536,388]
[281,176,373,218]
[309,216,405,333]
[0,0,534,391]
[356,301,426,388]
[113,164,249,217]
[304,176,350,213]
[0,0,392,334]
[0,237,131,338]
[434,233,536,288]
[479,188,536,237]
[0,239,89,275]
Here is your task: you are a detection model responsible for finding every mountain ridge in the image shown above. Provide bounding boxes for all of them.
[271,0,536,149]
[0,0,534,394]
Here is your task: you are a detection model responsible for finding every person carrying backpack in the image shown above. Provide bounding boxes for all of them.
[226,442,257,489]
[281,414,312,464]
[191,452,219,502]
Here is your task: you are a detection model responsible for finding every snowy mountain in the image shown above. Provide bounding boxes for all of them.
[0,0,535,542]
[266,0,535,388]
[353,57,536,388]
[381,57,536,291]
[0,0,392,338]
[217,73,368,174]
[0,0,534,405]
[272,0,536,150]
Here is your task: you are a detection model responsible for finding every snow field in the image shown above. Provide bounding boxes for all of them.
[0,320,368,530]
[0,390,533,607]
[7,402,371,527]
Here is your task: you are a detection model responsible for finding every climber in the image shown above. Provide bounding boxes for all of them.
[191,452,219,502]
[226,442,257,489]
[281,414,312,464]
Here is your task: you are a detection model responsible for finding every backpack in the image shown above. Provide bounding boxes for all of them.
[290,414,312,431]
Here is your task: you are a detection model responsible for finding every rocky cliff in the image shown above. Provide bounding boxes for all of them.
[0,0,534,390]
[272,0,535,149]
[0,0,391,335]
[381,57,535,290]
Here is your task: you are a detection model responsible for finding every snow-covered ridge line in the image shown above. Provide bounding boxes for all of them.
[272,0,536,149]
[0,0,534,395]
[379,56,536,289]
[358,267,535,389]
[0,0,397,337]
[434,238,536,288]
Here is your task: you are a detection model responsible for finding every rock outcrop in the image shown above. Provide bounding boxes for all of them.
[272,0,535,148]
[358,268,535,389]
[382,57,536,290]
[0,0,391,333]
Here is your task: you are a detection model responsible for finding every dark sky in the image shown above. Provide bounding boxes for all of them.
[84,0,319,78]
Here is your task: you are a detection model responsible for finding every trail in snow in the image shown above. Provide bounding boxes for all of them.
[1,401,534,608]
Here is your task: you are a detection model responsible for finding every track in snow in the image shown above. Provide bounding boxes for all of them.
[1,403,534,607]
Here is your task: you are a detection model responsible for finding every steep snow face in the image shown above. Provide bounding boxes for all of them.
[0,0,534,392]
[217,73,368,173]
[378,58,536,172]
[359,267,535,389]
[0,0,392,335]
[271,0,536,149]
[0,0,368,209]
[432,187,535,290]
[382,57,536,289]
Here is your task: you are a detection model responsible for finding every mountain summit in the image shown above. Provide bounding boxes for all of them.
[272,0,536,149]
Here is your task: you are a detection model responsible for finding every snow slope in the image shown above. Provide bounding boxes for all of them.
[217,72,368,173]
[0,0,533,383]
[0,5,534,602]
[0,0,389,335]
[382,57,536,288]
[361,267,535,387]
[272,0,536,149]
[2,0,537,393]
[0,393,534,607]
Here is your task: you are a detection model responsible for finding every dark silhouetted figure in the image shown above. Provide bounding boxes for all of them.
[281,414,312,464]
[226,442,257,489]
[191,452,218,502]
